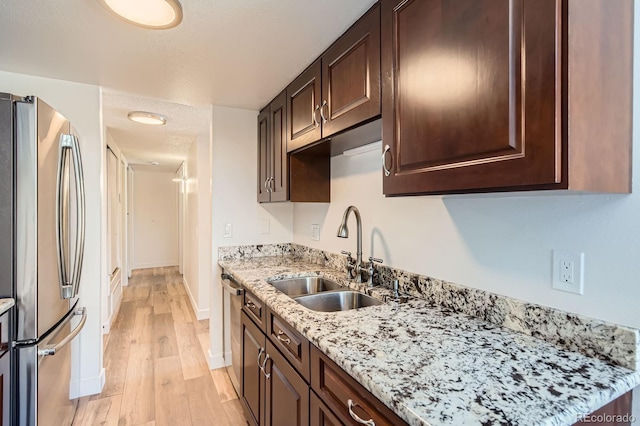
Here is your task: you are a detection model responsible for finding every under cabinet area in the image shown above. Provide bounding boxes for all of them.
[286,3,381,153]
[257,91,288,203]
[381,0,632,196]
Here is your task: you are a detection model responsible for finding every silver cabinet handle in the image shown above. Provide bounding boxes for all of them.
[246,301,257,310]
[276,330,291,345]
[313,105,321,127]
[269,177,275,192]
[38,307,87,357]
[347,399,375,426]
[257,347,265,368]
[260,353,271,380]
[320,100,328,123]
[56,134,86,299]
[381,144,392,177]
[264,178,269,191]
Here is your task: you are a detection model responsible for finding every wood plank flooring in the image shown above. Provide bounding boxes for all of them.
[72,267,248,426]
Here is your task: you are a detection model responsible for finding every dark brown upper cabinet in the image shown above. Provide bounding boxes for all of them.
[287,3,381,153]
[257,91,289,203]
[381,0,632,196]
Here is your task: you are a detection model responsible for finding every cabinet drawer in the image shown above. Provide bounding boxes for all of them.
[243,289,266,332]
[267,309,310,382]
[311,346,407,426]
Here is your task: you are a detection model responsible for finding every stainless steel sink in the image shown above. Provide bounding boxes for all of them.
[294,291,383,312]
[267,276,343,297]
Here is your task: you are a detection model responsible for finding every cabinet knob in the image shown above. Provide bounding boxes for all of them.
[381,144,392,177]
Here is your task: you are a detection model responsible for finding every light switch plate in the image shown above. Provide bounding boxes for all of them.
[311,224,320,241]
[223,222,233,238]
[552,250,584,295]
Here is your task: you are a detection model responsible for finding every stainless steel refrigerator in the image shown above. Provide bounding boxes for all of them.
[0,93,88,425]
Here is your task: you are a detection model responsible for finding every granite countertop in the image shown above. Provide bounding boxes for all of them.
[219,256,640,426]
[0,298,14,316]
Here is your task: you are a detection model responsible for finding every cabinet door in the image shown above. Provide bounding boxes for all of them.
[0,353,7,426]
[287,60,322,152]
[264,341,309,426]
[321,3,381,137]
[257,106,271,203]
[242,311,266,426]
[0,312,9,426]
[269,91,289,202]
[310,392,342,426]
[381,0,560,195]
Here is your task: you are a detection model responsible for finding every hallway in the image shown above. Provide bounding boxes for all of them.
[72,267,247,426]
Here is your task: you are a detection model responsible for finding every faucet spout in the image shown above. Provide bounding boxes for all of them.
[337,206,363,282]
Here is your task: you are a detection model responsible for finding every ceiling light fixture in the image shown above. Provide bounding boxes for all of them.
[128,111,167,126]
[100,0,183,29]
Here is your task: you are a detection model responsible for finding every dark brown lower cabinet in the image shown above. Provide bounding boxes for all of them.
[0,310,10,426]
[242,311,266,426]
[310,346,407,426]
[264,340,309,426]
[241,311,309,426]
[310,392,342,426]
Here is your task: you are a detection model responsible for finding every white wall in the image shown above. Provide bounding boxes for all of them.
[209,105,294,368]
[131,169,179,269]
[0,71,105,396]
[293,17,640,333]
[183,132,213,320]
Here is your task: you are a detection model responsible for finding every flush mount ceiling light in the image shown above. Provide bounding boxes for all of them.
[100,0,183,29]
[127,111,167,126]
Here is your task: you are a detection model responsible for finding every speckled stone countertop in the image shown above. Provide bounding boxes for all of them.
[219,256,640,426]
[0,298,14,316]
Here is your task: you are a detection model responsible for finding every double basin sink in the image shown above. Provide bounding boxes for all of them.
[267,276,383,312]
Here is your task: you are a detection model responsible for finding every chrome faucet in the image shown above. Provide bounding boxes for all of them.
[337,206,364,282]
[337,206,383,285]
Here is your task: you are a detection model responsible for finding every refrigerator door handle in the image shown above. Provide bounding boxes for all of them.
[56,136,72,298]
[38,307,87,357]
[56,134,85,299]
[69,134,86,299]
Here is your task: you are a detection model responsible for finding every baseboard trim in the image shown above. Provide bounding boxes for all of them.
[133,261,178,269]
[183,277,210,320]
[70,367,106,398]
[224,350,232,367]
[102,288,124,335]
[209,349,226,370]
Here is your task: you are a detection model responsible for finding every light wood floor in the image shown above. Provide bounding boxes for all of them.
[72,267,248,426]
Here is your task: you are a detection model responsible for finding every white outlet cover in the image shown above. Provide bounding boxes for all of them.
[552,250,584,295]
[311,224,320,241]
[260,219,270,235]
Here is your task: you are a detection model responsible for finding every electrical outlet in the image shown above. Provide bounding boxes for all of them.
[260,219,270,235]
[552,250,584,295]
[311,224,320,241]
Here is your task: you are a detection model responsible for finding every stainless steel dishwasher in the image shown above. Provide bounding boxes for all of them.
[221,272,243,396]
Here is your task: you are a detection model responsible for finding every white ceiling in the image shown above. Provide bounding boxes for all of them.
[103,89,209,169]
[0,0,376,167]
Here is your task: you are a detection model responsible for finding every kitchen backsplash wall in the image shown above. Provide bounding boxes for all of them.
[219,243,640,371]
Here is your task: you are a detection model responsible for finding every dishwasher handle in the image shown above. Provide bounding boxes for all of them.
[221,273,244,296]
